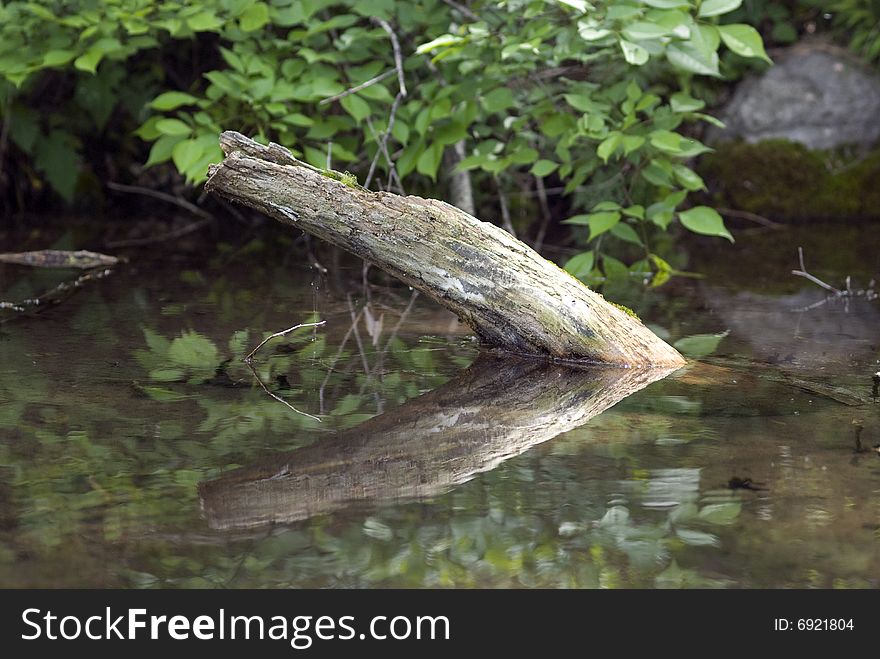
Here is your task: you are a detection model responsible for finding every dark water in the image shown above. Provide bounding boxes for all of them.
[1,222,879,588]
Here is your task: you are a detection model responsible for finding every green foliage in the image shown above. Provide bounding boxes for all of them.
[0,0,772,279]
[823,0,880,64]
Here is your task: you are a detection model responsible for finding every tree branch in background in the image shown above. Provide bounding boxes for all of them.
[319,69,396,106]
[106,181,213,219]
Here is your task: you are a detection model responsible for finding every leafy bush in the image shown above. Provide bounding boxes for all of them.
[0,1,772,283]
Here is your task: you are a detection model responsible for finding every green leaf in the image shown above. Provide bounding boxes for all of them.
[620,39,649,65]
[640,0,690,7]
[623,204,645,219]
[187,10,223,31]
[416,34,464,54]
[340,93,371,123]
[416,142,444,180]
[674,331,729,358]
[145,134,185,168]
[698,0,743,18]
[171,139,204,174]
[649,130,682,153]
[673,164,706,190]
[151,91,199,111]
[563,250,594,278]
[42,50,76,67]
[667,43,720,76]
[670,92,705,113]
[597,132,621,163]
[622,22,670,41]
[593,201,621,212]
[587,211,621,240]
[556,0,592,11]
[621,134,645,155]
[678,206,734,241]
[649,253,673,287]
[718,24,772,63]
[610,222,643,245]
[74,47,104,74]
[155,119,191,137]
[240,2,270,32]
[578,24,611,41]
[482,87,515,113]
[531,160,558,177]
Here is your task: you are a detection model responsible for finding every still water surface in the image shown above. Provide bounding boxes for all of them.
[1,222,878,587]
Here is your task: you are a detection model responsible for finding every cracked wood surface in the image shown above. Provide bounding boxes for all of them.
[205,131,685,366]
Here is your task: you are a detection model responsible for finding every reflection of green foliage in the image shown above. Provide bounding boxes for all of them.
[674,330,728,359]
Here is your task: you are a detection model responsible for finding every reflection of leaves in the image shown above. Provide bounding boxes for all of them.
[698,502,742,525]
[168,331,219,368]
[655,560,731,589]
[673,331,729,358]
[675,528,720,547]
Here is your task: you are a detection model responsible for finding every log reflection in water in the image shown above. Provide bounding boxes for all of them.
[199,355,678,530]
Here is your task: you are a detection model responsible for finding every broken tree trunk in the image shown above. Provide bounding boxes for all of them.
[205,131,685,367]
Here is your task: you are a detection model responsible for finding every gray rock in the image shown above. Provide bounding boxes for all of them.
[711,44,880,150]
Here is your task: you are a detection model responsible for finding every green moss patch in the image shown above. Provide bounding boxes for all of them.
[698,139,880,222]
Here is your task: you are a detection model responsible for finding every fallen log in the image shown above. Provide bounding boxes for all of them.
[205,131,685,367]
[199,355,676,530]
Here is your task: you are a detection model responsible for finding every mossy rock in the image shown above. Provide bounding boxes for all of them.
[698,139,880,222]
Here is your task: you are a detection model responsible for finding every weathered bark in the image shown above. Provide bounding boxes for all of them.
[205,131,685,366]
[198,355,676,530]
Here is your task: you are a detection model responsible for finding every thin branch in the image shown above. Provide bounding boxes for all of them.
[347,293,371,374]
[106,181,213,219]
[365,93,405,192]
[496,177,515,236]
[105,217,213,248]
[718,207,784,229]
[371,18,407,98]
[441,0,481,22]
[319,69,396,105]
[243,320,327,362]
[532,175,552,252]
[792,246,841,294]
[244,360,321,423]
[318,307,364,414]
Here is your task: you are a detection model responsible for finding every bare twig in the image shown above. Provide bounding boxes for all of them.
[364,18,408,192]
[496,177,515,236]
[243,320,326,362]
[441,0,481,21]
[792,246,841,294]
[244,361,321,423]
[318,307,364,414]
[371,18,407,98]
[347,293,371,375]
[533,175,552,252]
[105,217,213,248]
[365,94,405,192]
[319,69,396,105]
[106,181,213,219]
[718,207,784,229]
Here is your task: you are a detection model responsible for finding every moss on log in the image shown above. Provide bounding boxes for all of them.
[205,131,685,367]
